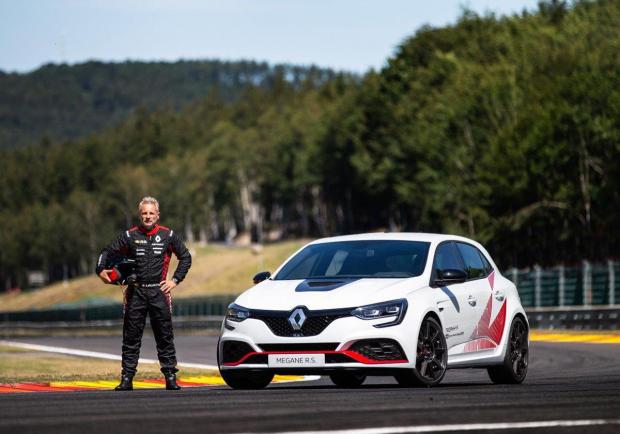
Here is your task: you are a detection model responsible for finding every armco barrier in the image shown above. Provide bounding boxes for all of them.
[0,294,236,323]
[525,307,620,330]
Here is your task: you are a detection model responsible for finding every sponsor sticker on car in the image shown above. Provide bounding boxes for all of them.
[268,354,325,367]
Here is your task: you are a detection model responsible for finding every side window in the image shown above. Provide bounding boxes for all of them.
[433,242,463,274]
[455,243,487,279]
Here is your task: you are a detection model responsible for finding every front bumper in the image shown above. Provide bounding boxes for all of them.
[218,315,415,374]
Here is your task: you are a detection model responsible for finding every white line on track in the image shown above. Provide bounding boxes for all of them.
[252,419,620,434]
[0,340,320,383]
[0,339,217,370]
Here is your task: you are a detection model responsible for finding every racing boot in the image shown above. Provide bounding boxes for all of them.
[164,371,181,390]
[114,374,134,391]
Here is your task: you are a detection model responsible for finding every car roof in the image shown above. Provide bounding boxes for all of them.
[309,232,477,246]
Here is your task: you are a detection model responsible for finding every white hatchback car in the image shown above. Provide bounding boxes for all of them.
[218,233,529,389]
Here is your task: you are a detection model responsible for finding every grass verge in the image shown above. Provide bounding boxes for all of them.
[0,344,214,383]
[0,240,306,312]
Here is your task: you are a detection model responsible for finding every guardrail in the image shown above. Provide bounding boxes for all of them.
[526,306,619,330]
[0,295,236,323]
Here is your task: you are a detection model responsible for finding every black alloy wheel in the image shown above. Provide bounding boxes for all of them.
[395,316,447,387]
[487,316,529,384]
[220,370,274,390]
[329,372,366,387]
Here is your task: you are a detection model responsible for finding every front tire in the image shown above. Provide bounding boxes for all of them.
[395,316,447,387]
[220,370,274,390]
[329,372,366,387]
[487,316,529,384]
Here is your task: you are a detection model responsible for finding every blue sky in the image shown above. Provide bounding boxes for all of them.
[1,0,541,74]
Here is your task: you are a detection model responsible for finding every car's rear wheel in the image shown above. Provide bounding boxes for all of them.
[395,316,447,387]
[329,372,366,387]
[487,316,528,384]
[220,370,274,389]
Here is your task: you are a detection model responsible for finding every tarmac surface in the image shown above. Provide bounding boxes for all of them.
[1,335,619,433]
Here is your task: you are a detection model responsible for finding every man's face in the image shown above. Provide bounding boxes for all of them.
[139,203,160,230]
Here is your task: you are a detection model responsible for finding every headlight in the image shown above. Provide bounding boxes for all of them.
[352,299,408,328]
[226,303,250,322]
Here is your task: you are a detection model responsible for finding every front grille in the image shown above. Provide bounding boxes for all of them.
[349,339,406,361]
[222,340,254,363]
[261,315,343,337]
[251,307,351,337]
[258,343,339,351]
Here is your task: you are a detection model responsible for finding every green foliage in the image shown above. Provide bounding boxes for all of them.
[1,0,620,290]
[0,60,338,149]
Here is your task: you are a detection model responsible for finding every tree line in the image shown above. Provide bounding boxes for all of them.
[1,0,620,291]
[0,60,338,149]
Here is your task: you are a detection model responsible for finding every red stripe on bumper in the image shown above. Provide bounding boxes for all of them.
[222,350,408,366]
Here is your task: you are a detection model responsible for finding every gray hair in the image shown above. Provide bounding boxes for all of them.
[138,196,159,212]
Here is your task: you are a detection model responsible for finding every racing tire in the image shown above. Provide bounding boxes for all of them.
[395,316,447,387]
[220,370,274,390]
[487,316,529,384]
[329,372,366,387]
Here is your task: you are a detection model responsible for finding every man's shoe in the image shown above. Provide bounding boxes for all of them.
[164,373,181,390]
[114,375,134,391]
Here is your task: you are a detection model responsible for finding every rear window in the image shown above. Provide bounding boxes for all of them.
[275,240,430,280]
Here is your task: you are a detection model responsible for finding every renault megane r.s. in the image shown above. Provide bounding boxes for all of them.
[218,233,529,389]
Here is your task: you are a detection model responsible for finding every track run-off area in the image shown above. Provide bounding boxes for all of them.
[0,334,619,433]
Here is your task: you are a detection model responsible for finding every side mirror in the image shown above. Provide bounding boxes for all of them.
[434,269,467,287]
[253,271,271,284]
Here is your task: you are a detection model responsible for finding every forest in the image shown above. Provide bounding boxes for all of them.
[0,60,338,149]
[1,0,619,291]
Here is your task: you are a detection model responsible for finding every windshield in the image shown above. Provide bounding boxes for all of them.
[274,240,430,280]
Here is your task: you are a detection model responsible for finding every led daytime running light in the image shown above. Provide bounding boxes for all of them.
[226,303,250,322]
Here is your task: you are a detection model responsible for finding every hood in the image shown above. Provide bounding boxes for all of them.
[234,276,428,311]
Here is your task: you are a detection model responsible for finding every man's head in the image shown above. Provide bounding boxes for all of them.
[138,196,160,230]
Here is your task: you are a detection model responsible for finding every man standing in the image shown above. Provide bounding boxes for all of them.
[96,196,191,391]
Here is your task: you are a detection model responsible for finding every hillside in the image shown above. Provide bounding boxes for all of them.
[0,241,305,312]
[0,60,338,149]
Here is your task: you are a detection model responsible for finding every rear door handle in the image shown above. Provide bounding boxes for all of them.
[494,290,505,302]
[467,295,477,307]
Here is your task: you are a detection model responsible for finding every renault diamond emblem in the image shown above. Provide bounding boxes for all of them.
[288,308,307,331]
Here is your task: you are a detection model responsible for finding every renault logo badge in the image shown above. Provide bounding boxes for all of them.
[288,308,307,330]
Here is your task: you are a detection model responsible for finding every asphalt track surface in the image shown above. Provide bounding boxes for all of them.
[1,335,619,434]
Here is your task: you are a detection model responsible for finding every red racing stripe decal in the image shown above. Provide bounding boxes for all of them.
[465,292,507,352]
[222,350,409,366]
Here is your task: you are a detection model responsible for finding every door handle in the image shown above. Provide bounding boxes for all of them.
[467,295,477,307]
[494,290,505,302]
[437,299,449,312]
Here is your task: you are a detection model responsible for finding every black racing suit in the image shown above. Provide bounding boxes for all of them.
[96,224,192,376]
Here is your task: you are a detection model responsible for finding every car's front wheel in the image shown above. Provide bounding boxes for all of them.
[395,316,447,387]
[220,370,274,389]
[487,316,529,384]
[329,372,366,387]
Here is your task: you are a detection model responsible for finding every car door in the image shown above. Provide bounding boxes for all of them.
[431,241,473,350]
[454,242,501,353]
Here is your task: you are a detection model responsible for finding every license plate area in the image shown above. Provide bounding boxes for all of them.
[267,353,325,368]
